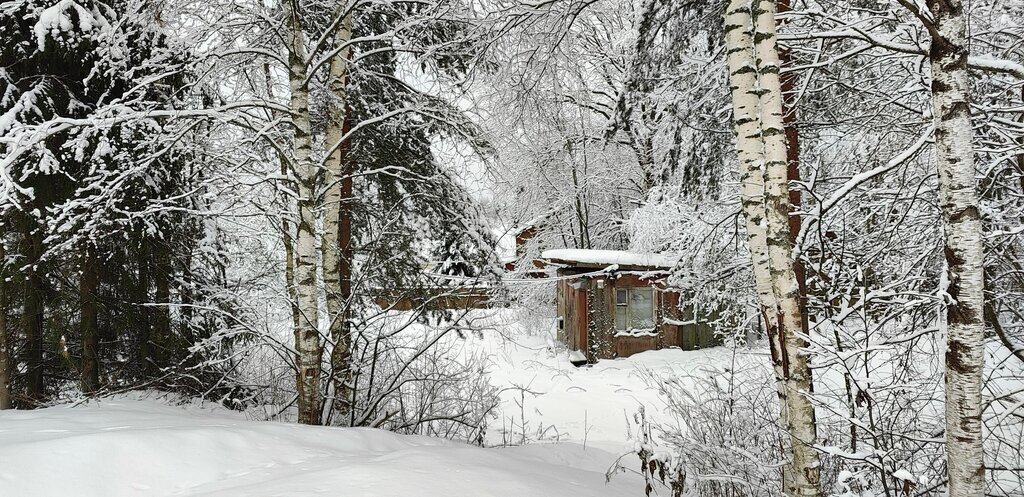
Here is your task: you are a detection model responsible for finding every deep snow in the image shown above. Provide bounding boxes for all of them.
[0,396,647,497]
[0,309,750,496]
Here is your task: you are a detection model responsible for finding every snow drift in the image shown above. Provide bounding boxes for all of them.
[0,396,643,497]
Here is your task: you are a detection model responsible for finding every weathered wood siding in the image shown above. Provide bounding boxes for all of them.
[660,290,683,348]
[615,335,661,358]
[587,276,615,361]
[680,308,720,350]
[556,278,567,344]
[554,271,721,361]
[557,277,588,352]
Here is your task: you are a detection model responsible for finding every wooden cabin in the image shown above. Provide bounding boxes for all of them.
[543,249,719,362]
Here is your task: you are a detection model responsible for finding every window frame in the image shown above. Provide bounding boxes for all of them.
[613,286,657,332]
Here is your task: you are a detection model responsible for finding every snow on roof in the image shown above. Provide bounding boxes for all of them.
[540,249,677,269]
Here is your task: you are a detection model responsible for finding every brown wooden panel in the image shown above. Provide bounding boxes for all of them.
[559,276,589,354]
[556,279,567,346]
[614,335,660,358]
[588,277,615,360]
[576,285,587,353]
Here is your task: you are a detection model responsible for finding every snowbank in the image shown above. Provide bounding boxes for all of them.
[0,396,643,497]
[0,309,752,497]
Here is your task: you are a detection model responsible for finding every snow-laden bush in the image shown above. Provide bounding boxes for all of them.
[634,360,788,497]
[628,189,758,345]
[347,313,500,445]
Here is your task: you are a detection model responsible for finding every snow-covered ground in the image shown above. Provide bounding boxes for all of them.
[0,396,648,496]
[0,309,752,496]
[468,310,762,452]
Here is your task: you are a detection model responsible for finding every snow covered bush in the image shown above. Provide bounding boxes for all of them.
[628,187,756,345]
[341,310,500,444]
[227,305,501,444]
[633,360,788,497]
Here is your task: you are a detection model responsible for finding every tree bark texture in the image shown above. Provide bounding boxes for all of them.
[322,10,355,424]
[0,242,11,409]
[724,0,822,495]
[137,240,153,377]
[80,243,100,394]
[751,2,822,495]
[22,226,45,403]
[153,242,172,367]
[928,0,985,495]
[285,0,324,425]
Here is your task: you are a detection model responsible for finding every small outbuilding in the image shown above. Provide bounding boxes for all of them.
[542,249,719,363]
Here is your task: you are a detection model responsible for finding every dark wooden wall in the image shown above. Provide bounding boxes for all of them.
[556,277,587,352]
[373,287,492,311]
[554,271,720,362]
[586,276,615,361]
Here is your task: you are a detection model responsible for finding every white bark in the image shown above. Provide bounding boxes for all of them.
[724,1,821,495]
[724,0,778,340]
[321,8,355,423]
[751,2,822,496]
[927,0,985,495]
[284,0,323,425]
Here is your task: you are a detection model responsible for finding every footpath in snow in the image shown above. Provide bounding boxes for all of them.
[465,310,762,452]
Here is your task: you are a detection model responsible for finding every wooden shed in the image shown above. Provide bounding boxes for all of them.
[543,249,719,362]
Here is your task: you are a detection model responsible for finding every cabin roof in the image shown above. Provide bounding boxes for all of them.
[540,249,677,270]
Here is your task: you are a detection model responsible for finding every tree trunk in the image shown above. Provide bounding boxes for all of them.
[262,62,301,336]
[322,10,355,424]
[154,242,172,366]
[776,0,810,333]
[137,239,153,377]
[928,1,985,495]
[285,0,324,425]
[723,4,793,489]
[80,243,100,394]
[724,0,822,495]
[0,242,11,409]
[22,226,45,404]
[752,2,822,495]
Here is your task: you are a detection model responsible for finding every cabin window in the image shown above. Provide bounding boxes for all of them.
[614,287,656,332]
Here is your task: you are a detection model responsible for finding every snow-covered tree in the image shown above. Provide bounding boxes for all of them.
[0,0,247,405]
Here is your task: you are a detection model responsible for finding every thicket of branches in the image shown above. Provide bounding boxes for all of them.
[2,0,1023,494]
[0,0,502,440]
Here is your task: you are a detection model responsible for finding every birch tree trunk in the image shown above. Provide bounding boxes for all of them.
[751,2,822,495]
[775,0,809,334]
[284,0,324,425]
[262,63,301,335]
[322,9,355,424]
[724,0,776,334]
[724,1,821,495]
[927,0,985,494]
